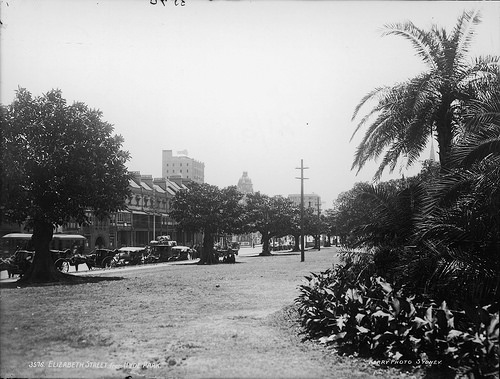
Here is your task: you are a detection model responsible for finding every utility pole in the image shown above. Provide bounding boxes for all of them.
[296,159,308,262]
[316,198,321,251]
[152,186,156,241]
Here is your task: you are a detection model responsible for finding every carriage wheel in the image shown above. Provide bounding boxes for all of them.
[55,259,70,273]
[102,257,112,269]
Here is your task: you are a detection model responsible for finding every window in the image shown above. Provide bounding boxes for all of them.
[116,212,132,225]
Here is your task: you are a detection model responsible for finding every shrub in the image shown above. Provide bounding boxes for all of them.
[295,266,499,377]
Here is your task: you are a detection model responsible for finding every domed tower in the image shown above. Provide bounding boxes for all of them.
[237,171,254,194]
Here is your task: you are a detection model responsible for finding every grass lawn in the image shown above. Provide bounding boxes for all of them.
[0,247,421,379]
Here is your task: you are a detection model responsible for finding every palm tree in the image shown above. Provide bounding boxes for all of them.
[412,74,500,305]
[452,71,500,167]
[351,10,499,180]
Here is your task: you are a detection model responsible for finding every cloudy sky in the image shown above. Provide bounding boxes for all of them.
[1,0,499,207]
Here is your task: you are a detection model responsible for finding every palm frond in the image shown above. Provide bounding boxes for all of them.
[351,86,389,122]
[452,9,482,67]
[382,21,439,69]
[452,138,500,168]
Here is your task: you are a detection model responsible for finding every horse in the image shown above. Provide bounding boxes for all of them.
[71,254,96,272]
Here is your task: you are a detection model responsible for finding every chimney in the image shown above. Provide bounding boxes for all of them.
[141,175,153,189]
[153,177,167,191]
[169,174,183,187]
[130,171,141,186]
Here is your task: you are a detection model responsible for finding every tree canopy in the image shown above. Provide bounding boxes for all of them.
[1,88,131,282]
[243,192,295,255]
[169,182,244,264]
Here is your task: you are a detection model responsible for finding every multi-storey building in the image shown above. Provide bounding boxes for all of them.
[162,150,205,184]
[288,193,322,213]
[60,172,191,250]
[1,171,202,252]
[237,171,254,194]
[234,171,259,247]
[288,193,323,248]
[86,172,203,250]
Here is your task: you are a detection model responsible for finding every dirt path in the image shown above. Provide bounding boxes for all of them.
[0,247,412,379]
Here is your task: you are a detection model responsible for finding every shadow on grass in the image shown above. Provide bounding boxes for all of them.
[196,261,246,265]
[0,274,125,289]
[245,251,301,257]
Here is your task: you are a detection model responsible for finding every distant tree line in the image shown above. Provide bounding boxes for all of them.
[169,183,329,264]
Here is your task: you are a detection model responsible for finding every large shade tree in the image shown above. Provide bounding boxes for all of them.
[1,88,131,283]
[289,206,320,252]
[351,10,499,179]
[243,192,294,255]
[169,182,244,264]
[331,182,375,246]
[322,208,337,247]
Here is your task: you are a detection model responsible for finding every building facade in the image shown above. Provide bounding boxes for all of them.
[1,171,202,252]
[235,171,259,247]
[237,171,254,194]
[80,172,201,250]
[162,150,205,184]
[288,193,322,212]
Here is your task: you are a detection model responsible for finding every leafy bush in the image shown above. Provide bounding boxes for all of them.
[296,266,499,377]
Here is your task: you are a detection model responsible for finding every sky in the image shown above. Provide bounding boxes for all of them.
[1,0,499,208]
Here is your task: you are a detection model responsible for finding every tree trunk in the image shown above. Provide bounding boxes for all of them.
[324,234,332,247]
[435,94,454,171]
[199,232,217,265]
[259,232,272,256]
[292,234,300,252]
[19,220,65,283]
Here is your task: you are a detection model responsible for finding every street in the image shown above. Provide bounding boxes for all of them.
[0,244,309,281]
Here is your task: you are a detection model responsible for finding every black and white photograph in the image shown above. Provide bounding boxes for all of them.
[1,0,499,378]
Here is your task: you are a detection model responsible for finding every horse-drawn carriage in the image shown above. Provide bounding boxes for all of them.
[0,250,34,278]
[0,248,85,277]
[0,233,89,277]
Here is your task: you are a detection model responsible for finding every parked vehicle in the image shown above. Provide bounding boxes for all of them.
[1,233,88,260]
[147,236,178,262]
[111,247,146,267]
[51,249,75,272]
[214,239,240,263]
[0,249,76,276]
[84,248,118,269]
[170,246,195,261]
